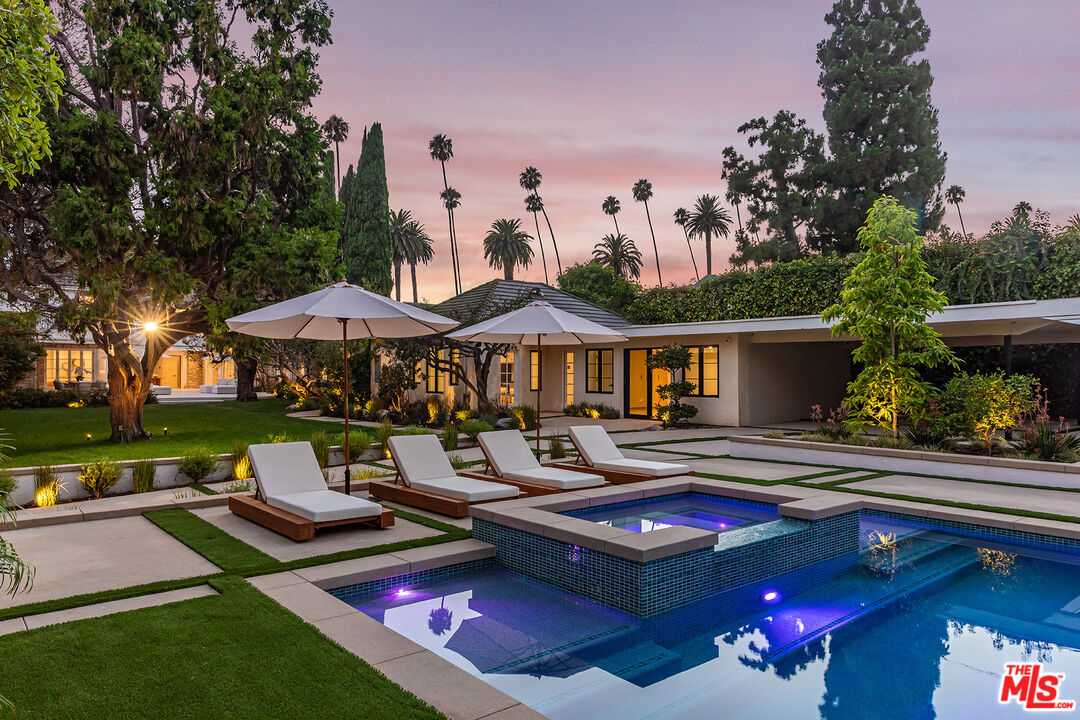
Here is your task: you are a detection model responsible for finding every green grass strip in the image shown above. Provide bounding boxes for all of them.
[144,508,278,574]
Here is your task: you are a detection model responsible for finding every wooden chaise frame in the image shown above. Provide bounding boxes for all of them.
[228,493,394,542]
[368,469,524,518]
[459,442,611,495]
[550,433,695,485]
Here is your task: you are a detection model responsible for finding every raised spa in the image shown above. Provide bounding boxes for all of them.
[563,493,780,534]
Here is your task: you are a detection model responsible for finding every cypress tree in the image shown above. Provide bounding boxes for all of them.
[343,123,392,295]
[817,0,946,249]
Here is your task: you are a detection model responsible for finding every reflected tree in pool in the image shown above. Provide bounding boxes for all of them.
[819,600,949,720]
[428,599,454,636]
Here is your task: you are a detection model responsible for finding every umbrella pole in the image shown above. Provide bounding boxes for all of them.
[341,319,351,496]
[536,333,541,456]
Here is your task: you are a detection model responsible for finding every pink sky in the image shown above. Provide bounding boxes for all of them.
[312,0,1080,302]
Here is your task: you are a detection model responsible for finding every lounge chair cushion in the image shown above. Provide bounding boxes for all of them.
[503,466,604,489]
[268,490,382,522]
[248,442,328,498]
[388,434,457,484]
[410,476,519,502]
[478,430,543,476]
[592,458,690,478]
[568,425,624,464]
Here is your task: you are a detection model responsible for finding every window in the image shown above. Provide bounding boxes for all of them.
[564,351,574,406]
[46,348,98,385]
[529,350,541,392]
[426,350,446,393]
[585,348,613,394]
[686,345,719,397]
[449,349,460,386]
[499,351,515,405]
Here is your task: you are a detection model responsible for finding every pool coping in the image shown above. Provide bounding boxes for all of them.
[248,489,1080,720]
[468,476,865,561]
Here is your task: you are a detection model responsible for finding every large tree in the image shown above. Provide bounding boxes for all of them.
[343,122,392,295]
[817,0,947,246]
[721,111,829,265]
[684,194,732,277]
[0,0,64,188]
[632,179,662,285]
[519,166,561,274]
[822,196,956,436]
[592,233,642,281]
[0,0,334,442]
[429,134,461,294]
[322,114,349,199]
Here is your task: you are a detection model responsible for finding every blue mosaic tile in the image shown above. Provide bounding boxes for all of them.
[329,558,496,604]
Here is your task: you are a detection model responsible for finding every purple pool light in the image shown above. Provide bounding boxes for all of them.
[395,588,413,597]
[762,590,781,604]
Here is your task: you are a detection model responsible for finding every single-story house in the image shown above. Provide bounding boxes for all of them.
[390,280,1080,425]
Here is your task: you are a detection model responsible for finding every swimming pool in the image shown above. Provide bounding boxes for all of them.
[564,493,780,534]
[337,515,1080,720]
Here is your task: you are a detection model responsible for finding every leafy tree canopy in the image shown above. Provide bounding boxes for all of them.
[556,262,640,317]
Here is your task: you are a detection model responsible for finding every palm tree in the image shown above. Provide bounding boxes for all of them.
[945,185,967,237]
[685,194,732,277]
[322,115,349,196]
[726,189,745,235]
[406,218,432,300]
[440,186,462,291]
[524,193,549,284]
[519,167,562,274]
[632,179,662,285]
[429,134,461,294]
[1013,201,1033,219]
[592,233,642,280]
[673,208,699,281]
[601,195,622,235]
[483,218,533,281]
[389,208,414,301]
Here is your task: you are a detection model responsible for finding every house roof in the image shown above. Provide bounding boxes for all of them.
[622,297,1080,346]
[430,280,631,329]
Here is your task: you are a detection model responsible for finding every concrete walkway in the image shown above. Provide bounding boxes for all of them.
[0,516,220,608]
[844,474,1080,517]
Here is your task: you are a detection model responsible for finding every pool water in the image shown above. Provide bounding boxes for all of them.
[343,517,1080,720]
[564,493,780,533]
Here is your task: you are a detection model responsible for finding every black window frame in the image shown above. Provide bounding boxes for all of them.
[685,344,719,398]
[585,348,614,394]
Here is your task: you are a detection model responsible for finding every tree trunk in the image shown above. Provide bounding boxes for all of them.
[394,259,402,301]
[410,262,418,302]
[236,357,259,402]
[540,207,561,275]
[613,215,620,236]
[955,205,967,237]
[532,211,548,284]
[705,230,713,276]
[683,228,699,281]
[504,264,513,281]
[106,348,152,443]
[644,200,661,286]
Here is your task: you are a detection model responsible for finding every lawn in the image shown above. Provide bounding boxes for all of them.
[0,398,337,467]
[0,576,445,720]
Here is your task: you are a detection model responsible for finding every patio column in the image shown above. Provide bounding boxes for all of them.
[1003,335,1013,376]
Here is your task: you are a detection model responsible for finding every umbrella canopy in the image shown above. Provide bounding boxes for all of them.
[447,299,626,452]
[446,299,627,345]
[225,280,458,494]
[226,281,458,340]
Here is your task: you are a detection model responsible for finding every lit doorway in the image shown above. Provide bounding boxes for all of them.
[625,348,670,419]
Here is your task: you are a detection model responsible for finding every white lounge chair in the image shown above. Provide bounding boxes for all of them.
[229,441,393,540]
[559,425,692,483]
[368,435,519,517]
[471,430,605,493]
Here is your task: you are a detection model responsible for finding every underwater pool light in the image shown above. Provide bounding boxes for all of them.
[395,588,412,597]
[761,590,781,603]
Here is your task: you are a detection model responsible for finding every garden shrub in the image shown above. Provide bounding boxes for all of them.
[0,388,80,410]
[231,441,251,480]
[427,397,450,426]
[563,401,620,419]
[32,465,63,507]
[0,469,15,501]
[447,453,469,470]
[508,405,538,432]
[177,449,218,482]
[131,459,157,493]
[547,437,567,459]
[460,419,493,442]
[376,419,394,459]
[309,431,331,469]
[442,423,459,451]
[939,371,1035,454]
[78,459,122,499]
[335,430,373,462]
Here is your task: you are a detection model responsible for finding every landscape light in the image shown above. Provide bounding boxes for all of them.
[143,320,159,332]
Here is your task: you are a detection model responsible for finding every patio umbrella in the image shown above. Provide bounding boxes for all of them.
[446,298,626,454]
[226,280,458,494]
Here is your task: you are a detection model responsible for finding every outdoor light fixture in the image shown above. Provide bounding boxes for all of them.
[85,433,92,441]
[761,590,781,603]
[395,588,412,597]
[163,427,168,437]
[143,320,159,332]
